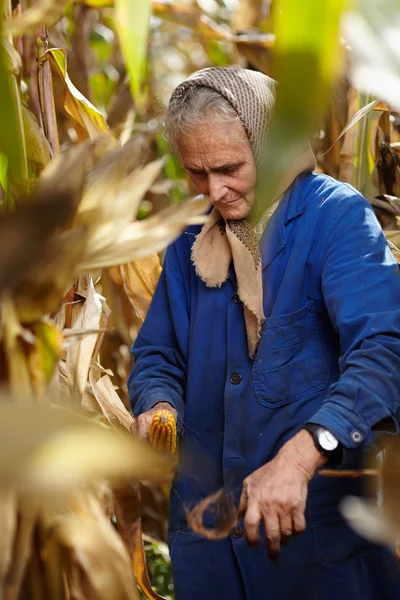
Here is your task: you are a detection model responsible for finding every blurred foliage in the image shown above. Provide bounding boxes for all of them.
[139,540,174,600]
[0,0,399,598]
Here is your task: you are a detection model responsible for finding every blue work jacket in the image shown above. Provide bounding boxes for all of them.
[129,173,400,600]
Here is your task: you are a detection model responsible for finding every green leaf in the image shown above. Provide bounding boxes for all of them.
[115,0,152,110]
[0,13,28,191]
[254,0,346,218]
[33,320,62,382]
[0,151,8,199]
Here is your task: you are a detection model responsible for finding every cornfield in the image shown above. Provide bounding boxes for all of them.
[0,0,400,598]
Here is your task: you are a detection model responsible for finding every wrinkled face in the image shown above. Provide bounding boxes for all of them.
[176,120,257,220]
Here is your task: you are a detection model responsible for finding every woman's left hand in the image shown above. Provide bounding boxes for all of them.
[238,430,327,558]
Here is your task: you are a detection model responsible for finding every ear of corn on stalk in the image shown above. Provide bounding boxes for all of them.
[149,410,176,454]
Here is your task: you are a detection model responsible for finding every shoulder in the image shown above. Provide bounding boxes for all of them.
[298,172,369,212]
[169,223,202,258]
[296,172,375,228]
[163,223,203,283]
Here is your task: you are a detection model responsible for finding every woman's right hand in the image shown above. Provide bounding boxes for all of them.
[130,402,178,441]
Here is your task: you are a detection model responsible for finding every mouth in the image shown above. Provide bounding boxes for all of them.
[217,197,242,206]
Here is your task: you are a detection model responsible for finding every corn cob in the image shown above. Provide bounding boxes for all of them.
[149,409,177,454]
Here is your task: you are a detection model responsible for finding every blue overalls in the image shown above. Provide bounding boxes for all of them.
[129,173,400,599]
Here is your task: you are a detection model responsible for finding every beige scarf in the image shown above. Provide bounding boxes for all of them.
[169,68,316,358]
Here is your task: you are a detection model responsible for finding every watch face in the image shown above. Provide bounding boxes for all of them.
[317,429,339,452]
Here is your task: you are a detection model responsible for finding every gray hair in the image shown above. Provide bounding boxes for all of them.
[164,85,243,156]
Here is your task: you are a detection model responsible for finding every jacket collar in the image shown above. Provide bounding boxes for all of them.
[260,174,308,270]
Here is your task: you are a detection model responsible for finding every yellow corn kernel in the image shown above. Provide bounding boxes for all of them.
[149,409,177,454]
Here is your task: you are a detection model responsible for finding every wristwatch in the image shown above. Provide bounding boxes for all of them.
[303,423,342,463]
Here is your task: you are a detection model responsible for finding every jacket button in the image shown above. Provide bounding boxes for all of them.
[231,527,243,539]
[350,430,363,443]
[233,294,242,304]
[230,373,242,385]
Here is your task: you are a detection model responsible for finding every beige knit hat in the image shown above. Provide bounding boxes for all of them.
[169,67,316,358]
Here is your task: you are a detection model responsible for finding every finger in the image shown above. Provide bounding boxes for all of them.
[279,513,293,545]
[292,508,306,535]
[263,512,281,559]
[137,416,150,440]
[129,420,138,435]
[244,501,261,548]
[238,486,248,518]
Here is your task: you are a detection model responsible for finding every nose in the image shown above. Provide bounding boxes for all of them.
[207,174,228,204]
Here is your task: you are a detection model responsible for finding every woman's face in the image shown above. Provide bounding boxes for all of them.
[176,120,257,220]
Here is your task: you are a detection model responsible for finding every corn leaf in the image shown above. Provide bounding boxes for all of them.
[0,490,17,591]
[5,0,71,34]
[0,151,8,200]
[1,299,34,398]
[115,0,152,110]
[33,320,63,383]
[42,48,111,138]
[79,157,164,226]
[0,404,165,492]
[21,103,52,175]
[341,496,399,549]
[76,197,209,272]
[255,0,345,218]
[3,500,38,600]
[343,0,400,113]
[48,491,139,600]
[66,278,104,400]
[323,98,388,156]
[113,481,164,600]
[120,255,161,322]
[0,15,28,190]
[89,373,134,431]
[2,38,22,75]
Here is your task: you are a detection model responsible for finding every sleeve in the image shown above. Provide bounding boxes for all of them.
[309,192,400,449]
[127,242,189,433]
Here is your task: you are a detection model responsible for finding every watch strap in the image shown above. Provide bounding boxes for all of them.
[304,423,343,465]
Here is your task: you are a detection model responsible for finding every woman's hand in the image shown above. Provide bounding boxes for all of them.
[238,430,327,558]
[130,402,178,441]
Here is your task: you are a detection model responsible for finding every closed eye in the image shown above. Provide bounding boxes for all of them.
[215,164,242,175]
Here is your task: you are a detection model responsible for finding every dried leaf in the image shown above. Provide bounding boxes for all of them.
[5,0,71,34]
[0,490,17,593]
[79,158,165,226]
[323,98,384,156]
[1,298,34,397]
[77,197,209,272]
[48,491,139,600]
[341,495,399,549]
[66,278,104,400]
[0,403,165,492]
[3,499,38,600]
[13,228,87,323]
[186,488,237,541]
[113,482,164,600]
[89,373,134,431]
[120,255,161,322]
[42,49,112,138]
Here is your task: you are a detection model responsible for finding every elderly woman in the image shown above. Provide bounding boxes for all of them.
[128,68,400,599]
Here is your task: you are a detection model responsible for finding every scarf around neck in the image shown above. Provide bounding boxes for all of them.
[169,68,316,358]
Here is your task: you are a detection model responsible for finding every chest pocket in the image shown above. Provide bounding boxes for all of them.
[252,301,330,408]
